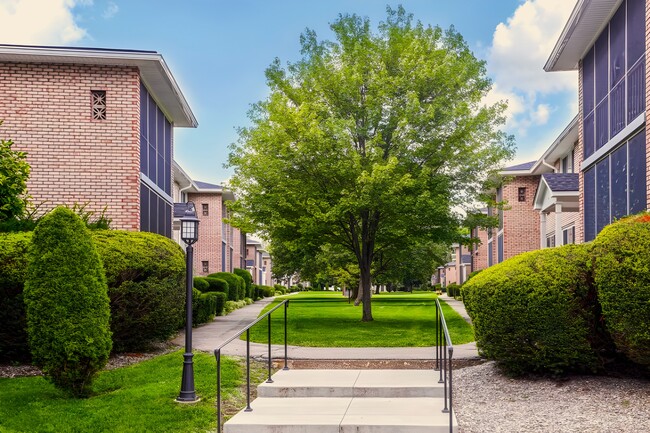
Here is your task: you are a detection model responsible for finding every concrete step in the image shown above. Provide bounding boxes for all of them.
[257,369,445,398]
[224,396,457,433]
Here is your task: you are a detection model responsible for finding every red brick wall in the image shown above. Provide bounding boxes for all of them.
[502,176,540,260]
[189,192,223,276]
[646,0,650,211]
[0,62,141,230]
[472,226,489,271]
[232,227,244,270]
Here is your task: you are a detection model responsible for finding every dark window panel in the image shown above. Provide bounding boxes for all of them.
[148,144,156,182]
[164,119,172,162]
[164,160,171,195]
[627,0,645,67]
[222,242,226,272]
[596,158,610,234]
[140,135,148,175]
[610,3,626,88]
[595,98,609,150]
[629,129,647,214]
[140,82,148,138]
[627,59,645,122]
[595,30,609,104]
[611,143,627,220]
[610,79,626,138]
[148,94,157,146]
[157,108,165,157]
[165,202,172,238]
[158,194,165,238]
[497,234,503,263]
[583,46,595,117]
[584,112,595,159]
[488,241,493,267]
[157,153,165,189]
[140,183,149,232]
[584,168,596,242]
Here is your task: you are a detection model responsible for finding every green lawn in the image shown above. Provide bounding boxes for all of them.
[0,350,261,433]
[246,291,474,347]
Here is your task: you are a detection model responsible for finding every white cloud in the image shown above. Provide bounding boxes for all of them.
[0,0,90,45]
[102,1,117,19]
[486,0,577,134]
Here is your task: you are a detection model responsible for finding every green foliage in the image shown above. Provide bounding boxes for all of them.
[24,207,112,396]
[193,276,210,292]
[0,232,31,361]
[259,285,275,298]
[463,244,610,376]
[0,124,30,222]
[465,270,482,283]
[207,272,243,301]
[233,268,253,298]
[203,277,230,299]
[591,213,650,367]
[227,6,514,321]
[193,290,227,325]
[224,300,247,315]
[446,283,460,298]
[92,230,185,352]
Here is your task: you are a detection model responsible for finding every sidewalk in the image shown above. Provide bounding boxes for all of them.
[173,294,480,360]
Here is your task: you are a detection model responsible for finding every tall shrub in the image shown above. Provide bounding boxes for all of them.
[591,213,650,367]
[234,268,253,298]
[208,272,243,301]
[463,244,610,375]
[24,207,112,396]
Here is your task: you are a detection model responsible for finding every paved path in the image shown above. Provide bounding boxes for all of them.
[172,294,479,360]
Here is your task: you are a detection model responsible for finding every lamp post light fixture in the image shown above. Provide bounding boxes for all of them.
[177,202,200,403]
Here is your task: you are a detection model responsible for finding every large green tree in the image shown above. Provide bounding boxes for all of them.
[228,7,514,321]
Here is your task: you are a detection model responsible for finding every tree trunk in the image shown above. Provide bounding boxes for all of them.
[354,254,373,321]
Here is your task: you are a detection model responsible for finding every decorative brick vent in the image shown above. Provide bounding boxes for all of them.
[91,90,107,120]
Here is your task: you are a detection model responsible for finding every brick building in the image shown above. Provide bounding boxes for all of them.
[172,161,246,276]
[0,44,197,236]
[246,239,265,285]
[545,0,648,242]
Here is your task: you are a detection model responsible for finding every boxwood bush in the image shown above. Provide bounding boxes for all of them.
[0,231,31,361]
[193,277,210,292]
[208,272,244,301]
[233,268,253,298]
[92,230,185,352]
[463,244,610,375]
[203,277,230,299]
[192,290,227,325]
[446,283,460,298]
[591,213,650,367]
[24,207,112,396]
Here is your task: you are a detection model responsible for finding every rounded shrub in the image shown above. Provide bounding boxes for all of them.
[463,244,610,376]
[92,230,185,352]
[24,207,112,396]
[233,268,253,298]
[446,283,460,298]
[203,277,230,298]
[0,231,32,361]
[591,213,650,367]
[208,272,243,301]
[193,277,210,292]
[193,291,226,325]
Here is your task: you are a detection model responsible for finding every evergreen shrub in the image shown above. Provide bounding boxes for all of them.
[233,268,253,298]
[591,213,650,367]
[24,207,112,396]
[193,277,210,292]
[463,244,610,375]
[203,277,230,299]
[207,272,243,301]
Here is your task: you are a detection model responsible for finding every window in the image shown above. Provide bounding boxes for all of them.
[561,153,574,173]
[140,83,172,195]
[91,90,106,120]
[202,261,209,273]
[563,226,576,245]
[582,0,646,159]
[518,187,526,202]
[546,234,556,248]
[202,203,209,216]
[583,129,646,241]
[140,183,172,238]
[497,233,504,263]
[487,239,493,267]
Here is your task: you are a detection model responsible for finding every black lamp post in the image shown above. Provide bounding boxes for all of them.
[177,202,200,403]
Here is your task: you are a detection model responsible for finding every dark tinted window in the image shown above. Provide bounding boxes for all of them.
[584,168,596,242]
[583,47,595,116]
[610,4,626,87]
[610,144,627,220]
[595,31,609,103]
[596,159,610,234]
[627,0,645,67]
[628,130,647,214]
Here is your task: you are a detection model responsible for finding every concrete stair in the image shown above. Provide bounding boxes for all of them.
[224,369,458,433]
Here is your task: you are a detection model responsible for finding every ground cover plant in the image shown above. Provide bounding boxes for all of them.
[0,350,265,433]
[247,291,474,347]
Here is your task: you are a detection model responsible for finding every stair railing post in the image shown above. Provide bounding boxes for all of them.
[435,300,439,371]
[245,329,252,412]
[215,349,222,432]
[448,346,454,433]
[442,336,449,413]
[267,314,273,383]
[283,300,289,370]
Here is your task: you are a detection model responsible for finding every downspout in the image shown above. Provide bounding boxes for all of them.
[541,158,556,173]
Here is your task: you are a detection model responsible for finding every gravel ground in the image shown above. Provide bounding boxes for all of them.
[454,361,650,433]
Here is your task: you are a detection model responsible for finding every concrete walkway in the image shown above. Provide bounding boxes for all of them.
[172,294,479,360]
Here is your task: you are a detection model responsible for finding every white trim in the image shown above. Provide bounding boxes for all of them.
[140,173,173,203]
[581,112,645,169]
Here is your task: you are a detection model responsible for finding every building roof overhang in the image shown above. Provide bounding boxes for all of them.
[530,115,579,175]
[0,44,197,127]
[533,173,580,212]
[545,0,623,72]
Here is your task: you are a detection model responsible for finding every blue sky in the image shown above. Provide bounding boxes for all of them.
[2,0,578,183]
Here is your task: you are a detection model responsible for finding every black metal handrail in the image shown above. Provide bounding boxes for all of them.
[214,299,289,432]
[435,298,454,433]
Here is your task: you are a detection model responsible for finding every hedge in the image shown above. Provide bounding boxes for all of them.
[0,229,185,357]
[207,272,244,301]
[203,277,230,299]
[591,213,650,367]
[446,283,460,298]
[463,244,609,375]
[192,290,227,325]
[233,268,253,298]
[24,207,112,396]
[193,277,210,292]
[92,230,185,352]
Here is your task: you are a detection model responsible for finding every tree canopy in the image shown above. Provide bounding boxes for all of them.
[228,7,514,321]
[0,122,30,222]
